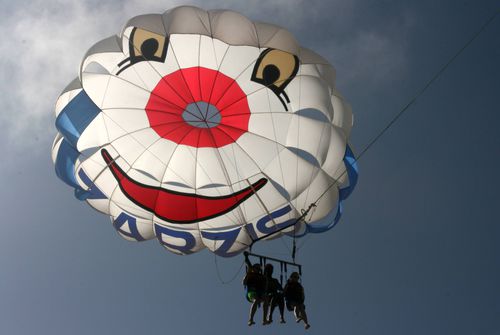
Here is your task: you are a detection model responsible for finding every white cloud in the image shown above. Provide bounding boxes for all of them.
[0,1,120,149]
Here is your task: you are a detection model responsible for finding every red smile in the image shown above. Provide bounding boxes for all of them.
[101,149,267,223]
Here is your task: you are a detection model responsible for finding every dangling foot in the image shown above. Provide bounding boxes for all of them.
[296,318,303,323]
[305,323,311,330]
[248,320,255,326]
[280,317,286,324]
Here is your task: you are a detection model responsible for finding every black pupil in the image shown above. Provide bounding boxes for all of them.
[262,64,280,85]
[141,38,159,59]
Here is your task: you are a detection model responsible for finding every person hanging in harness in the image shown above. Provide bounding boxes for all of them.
[242,252,266,326]
[284,271,310,330]
[263,263,286,325]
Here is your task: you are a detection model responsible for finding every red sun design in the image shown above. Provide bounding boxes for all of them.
[145,67,251,148]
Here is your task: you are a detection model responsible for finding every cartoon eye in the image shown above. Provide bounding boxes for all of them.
[251,48,299,111]
[117,28,168,75]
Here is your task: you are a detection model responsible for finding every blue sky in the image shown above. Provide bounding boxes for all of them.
[0,1,499,334]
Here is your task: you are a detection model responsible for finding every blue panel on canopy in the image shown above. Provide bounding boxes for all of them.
[54,138,83,191]
[55,89,101,147]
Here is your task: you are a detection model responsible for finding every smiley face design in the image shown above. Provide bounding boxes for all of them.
[52,6,358,256]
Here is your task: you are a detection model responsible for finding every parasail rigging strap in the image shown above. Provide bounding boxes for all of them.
[280,262,284,286]
[244,251,302,283]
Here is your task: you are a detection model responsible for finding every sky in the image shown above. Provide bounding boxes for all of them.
[0,0,499,334]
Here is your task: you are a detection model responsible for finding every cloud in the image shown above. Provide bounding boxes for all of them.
[0,1,121,153]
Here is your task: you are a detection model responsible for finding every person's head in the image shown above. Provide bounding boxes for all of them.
[264,263,273,276]
[289,271,300,282]
[252,263,262,274]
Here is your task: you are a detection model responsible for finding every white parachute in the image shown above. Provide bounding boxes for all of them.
[52,6,358,257]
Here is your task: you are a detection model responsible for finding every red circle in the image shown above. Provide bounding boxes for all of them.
[145,67,250,148]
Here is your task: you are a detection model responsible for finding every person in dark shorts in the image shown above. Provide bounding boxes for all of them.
[284,272,310,329]
[243,253,266,326]
[263,263,286,324]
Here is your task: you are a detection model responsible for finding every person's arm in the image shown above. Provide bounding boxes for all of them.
[276,279,284,293]
[243,253,250,286]
[243,251,252,269]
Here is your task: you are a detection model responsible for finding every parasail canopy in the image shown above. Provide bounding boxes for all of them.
[52,5,358,257]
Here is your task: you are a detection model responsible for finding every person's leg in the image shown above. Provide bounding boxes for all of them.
[248,299,258,325]
[267,296,275,323]
[262,296,269,324]
[293,305,301,322]
[277,295,285,323]
[297,305,310,329]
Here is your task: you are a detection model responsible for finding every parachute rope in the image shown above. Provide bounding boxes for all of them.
[214,248,246,284]
[310,8,500,211]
